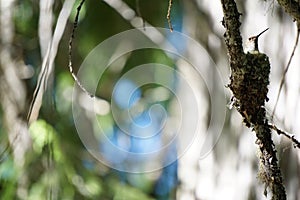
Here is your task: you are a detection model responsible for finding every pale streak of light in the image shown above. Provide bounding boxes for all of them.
[28,0,76,123]
[38,0,54,58]
[103,0,176,52]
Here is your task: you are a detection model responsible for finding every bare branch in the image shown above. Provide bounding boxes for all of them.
[68,0,94,98]
[269,123,300,149]
[167,0,173,32]
[272,26,300,119]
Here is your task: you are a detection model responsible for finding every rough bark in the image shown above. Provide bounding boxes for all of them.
[220,0,287,199]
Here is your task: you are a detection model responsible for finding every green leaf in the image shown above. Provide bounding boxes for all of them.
[29,120,55,153]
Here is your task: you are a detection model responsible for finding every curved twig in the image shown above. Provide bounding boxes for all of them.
[68,0,94,98]
[272,27,300,119]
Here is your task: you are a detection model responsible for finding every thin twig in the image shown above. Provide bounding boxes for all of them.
[269,123,300,149]
[167,0,173,32]
[68,0,94,98]
[272,27,300,119]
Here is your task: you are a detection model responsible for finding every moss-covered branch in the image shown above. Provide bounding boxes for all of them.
[220,0,287,199]
[220,0,245,70]
[277,0,300,26]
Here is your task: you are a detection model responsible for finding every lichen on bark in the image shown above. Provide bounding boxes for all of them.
[230,53,270,127]
[221,0,287,199]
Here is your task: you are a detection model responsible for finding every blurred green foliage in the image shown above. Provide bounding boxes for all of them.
[0,0,178,199]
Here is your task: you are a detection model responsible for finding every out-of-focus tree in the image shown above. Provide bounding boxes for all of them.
[0,0,300,199]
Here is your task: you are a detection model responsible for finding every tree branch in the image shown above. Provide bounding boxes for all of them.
[68,0,94,98]
[277,0,300,26]
[220,0,245,69]
[272,26,300,119]
[221,0,287,199]
[167,0,173,32]
[269,123,300,149]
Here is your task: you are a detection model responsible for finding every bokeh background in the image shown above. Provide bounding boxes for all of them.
[0,0,300,199]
